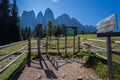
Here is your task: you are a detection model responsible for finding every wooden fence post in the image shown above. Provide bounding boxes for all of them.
[106,37,113,80]
[78,37,80,52]
[37,37,41,57]
[65,35,67,56]
[36,24,42,57]
[46,37,48,56]
[73,35,75,55]
[27,36,31,67]
[57,38,60,55]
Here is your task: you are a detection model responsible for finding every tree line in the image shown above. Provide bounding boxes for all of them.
[0,0,31,45]
[0,0,21,45]
[0,0,65,45]
[33,20,63,38]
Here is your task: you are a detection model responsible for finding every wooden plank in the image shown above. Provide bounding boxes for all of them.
[0,40,26,49]
[97,14,118,33]
[97,32,120,37]
[0,45,27,61]
[82,42,120,57]
[0,50,27,74]
[81,38,106,42]
[81,38,120,44]
[82,42,106,51]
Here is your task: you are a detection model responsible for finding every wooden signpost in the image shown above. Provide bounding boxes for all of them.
[36,24,42,57]
[97,14,118,34]
[28,28,31,67]
[97,14,119,37]
[64,26,77,56]
[97,14,119,80]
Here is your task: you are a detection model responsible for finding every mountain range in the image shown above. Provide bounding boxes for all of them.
[20,8,96,33]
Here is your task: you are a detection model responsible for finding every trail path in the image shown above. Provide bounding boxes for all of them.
[18,55,101,80]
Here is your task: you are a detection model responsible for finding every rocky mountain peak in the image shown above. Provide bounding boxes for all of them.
[20,8,96,33]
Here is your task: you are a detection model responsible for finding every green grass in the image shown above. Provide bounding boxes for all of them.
[0,52,38,80]
[77,50,120,80]
[0,53,27,80]
[79,34,120,63]
[77,34,120,80]
[0,34,120,79]
[0,41,27,57]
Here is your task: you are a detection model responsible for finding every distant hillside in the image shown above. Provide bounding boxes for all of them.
[20,8,96,33]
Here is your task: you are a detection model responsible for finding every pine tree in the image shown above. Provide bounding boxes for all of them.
[0,0,10,45]
[9,0,20,42]
[47,20,54,38]
[20,26,25,40]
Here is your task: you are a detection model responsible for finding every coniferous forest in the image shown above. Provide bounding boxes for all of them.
[0,0,20,45]
[0,0,32,45]
[0,0,63,45]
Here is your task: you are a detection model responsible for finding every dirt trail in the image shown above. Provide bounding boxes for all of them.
[18,56,101,80]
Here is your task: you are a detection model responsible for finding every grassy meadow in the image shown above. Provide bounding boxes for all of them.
[0,34,120,80]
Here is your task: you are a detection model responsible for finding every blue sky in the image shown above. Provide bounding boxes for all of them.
[10,0,120,28]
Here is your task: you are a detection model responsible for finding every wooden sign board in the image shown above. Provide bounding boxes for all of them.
[66,28,75,36]
[97,14,118,33]
[97,14,120,37]
[64,27,77,36]
[97,14,120,80]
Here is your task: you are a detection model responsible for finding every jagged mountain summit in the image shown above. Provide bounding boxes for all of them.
[20,10,36,30]
[44,8,55,25]
[20,8,96,33]
[36,11,45,29]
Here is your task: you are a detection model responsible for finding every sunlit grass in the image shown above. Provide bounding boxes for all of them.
[0,41,27,57]
[0,34,120,79]
[0,53,27,80]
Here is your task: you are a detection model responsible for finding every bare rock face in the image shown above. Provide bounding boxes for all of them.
[20,8,96,33]
[44,8,55,26]
[36,11,45,29]
[20,10,36,30]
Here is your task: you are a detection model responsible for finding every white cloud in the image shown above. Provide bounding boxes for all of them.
[51,0,58,3]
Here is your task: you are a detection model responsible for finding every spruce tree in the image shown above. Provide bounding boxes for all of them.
[47,20,54,38]
[9,0,20,42]
[0,0,10,45]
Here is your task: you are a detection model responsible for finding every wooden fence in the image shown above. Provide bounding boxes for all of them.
[1,37,120,79]
[0,41,28,79]
[0,40,26,49]
[27,36,81,70]
[81,38,120,75]
[28,37,81,57]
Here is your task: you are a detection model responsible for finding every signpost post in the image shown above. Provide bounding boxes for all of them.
[28,28,31,67]
[97,14,119,80]
[36,24,42,57]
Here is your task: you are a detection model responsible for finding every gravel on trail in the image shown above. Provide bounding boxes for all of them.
[18,55,102,80]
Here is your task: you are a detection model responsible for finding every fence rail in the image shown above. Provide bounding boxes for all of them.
[81,42,120,56]
[0,50,27,74]
[0,40,26,49]
[81,38,120,44]
[0,45,27,61]
[81,38,120,75]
